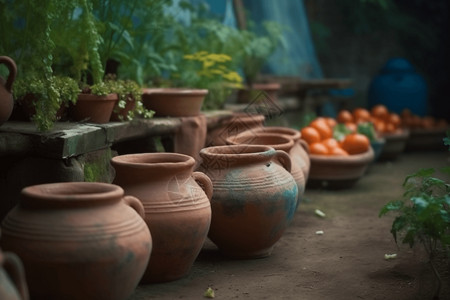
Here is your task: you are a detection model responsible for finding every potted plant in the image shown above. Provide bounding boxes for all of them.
[235,21,285,103]
[379,131,450,299]
[0,0,82,131]
[13,75,80,131]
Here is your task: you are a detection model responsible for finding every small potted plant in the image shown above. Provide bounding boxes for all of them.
[379,131,450,299]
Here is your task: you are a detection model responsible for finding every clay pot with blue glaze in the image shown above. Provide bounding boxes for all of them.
[198,145,298,258]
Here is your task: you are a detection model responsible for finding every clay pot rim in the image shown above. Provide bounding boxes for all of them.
[77,93,118,101]
[142,88,208,96]
[200,144,276,159]
[21,182,123,203]
[111,152,195,169]
[255,126,301,141]
[226,132,294,152]
[309,146,375,165]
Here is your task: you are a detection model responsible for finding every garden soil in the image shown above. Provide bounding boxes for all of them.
[130,150,450,300]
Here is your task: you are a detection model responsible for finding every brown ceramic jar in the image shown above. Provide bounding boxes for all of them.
[198,145,298,258]
[0,182,151,300]
[111,153,212,283]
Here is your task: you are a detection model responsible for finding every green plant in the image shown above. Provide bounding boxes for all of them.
[105,76,154,121]
[379,131,450,299]
[13,74,80,132]
[237,21,285,87]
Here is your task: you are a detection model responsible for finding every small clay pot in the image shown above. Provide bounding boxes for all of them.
[198,144,298,258]
[71,93,118,123]
[111,152,212,283]
[236,82,281,104]
[0,182,151,300]
[0,56,17,125]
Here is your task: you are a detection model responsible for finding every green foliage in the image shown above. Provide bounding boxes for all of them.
[379,141,450,298]
[356,122,377,142]
[13,75,80,131]
[84,148,112,182]
[105,76,154,121]
[237,21,286,86]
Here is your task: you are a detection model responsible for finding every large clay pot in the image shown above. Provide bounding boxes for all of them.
[0,248,29,300]
[0,56,17,125]
[198,145,298,258]
[71,93,118,123]
[111,153,212,283]
[206,112,265,146]
[254,126,310,182]
[0,182,151,300]
[226,132,305,206]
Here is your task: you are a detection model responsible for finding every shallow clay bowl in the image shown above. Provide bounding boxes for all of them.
[307,147,375,189]
[142,88,208,117]
[378,129,409,160]
[405,127,449,152]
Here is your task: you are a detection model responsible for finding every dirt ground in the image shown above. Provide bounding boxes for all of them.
[130,150,450,300]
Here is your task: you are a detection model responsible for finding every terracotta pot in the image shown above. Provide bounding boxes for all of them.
[236,82,281,104]
[0,182,152,300]
[110,94,136,121]
[308,147,375,189]
[0,56,17,126]
[206,112,265,146]
[226,132,304,206]
[71,93,118,123]
[142,88,208,117]
[111,153,212,283]
[0,248,29,300]
[254,126,310,182]
[198,145,298,258]
[19,93,67,121]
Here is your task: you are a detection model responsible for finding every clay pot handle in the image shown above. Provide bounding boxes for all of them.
[298,139,310,154]
[123,195,145,219]
[192,171,213,200]
[0,56,17,92]
[3,252,29,300]
[274,150,292,173]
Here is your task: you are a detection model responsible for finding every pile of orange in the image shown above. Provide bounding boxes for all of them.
[337,105,402,135]
[401,109,448,130]
[300,117,370,156]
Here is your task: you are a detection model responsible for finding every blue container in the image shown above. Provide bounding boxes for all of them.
[368,58,428,116]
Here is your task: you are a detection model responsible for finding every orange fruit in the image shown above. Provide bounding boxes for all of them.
[384,122,396,133]
[340,133,370,155]
[309,142,329,155]
[300,126,321,145]
[388,113,401,128]
[372,119,386,133]
[370,104,389,120]
[321,138,340,151]
[329,147,349,156]
[337,110,353,124]
[353,108,371,123]
[324,117,337,128]
[310,118,333,140]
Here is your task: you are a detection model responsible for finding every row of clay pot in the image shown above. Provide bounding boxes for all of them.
[0,122,310,300]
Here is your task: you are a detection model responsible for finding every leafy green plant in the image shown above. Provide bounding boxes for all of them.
[105,76,154,121]
[237,21,286,87]
[379,131,450,299]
